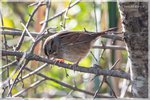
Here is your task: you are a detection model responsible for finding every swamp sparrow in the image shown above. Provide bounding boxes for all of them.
[43,28,117,64]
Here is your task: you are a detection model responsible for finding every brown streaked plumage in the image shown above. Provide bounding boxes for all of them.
[43,27,117,63]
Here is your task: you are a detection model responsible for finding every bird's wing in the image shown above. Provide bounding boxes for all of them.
[58,31,95,46]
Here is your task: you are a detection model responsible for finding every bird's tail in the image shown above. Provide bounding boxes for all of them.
[95,27,118,37]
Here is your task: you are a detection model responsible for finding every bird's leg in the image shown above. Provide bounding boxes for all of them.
[71,58,81,73]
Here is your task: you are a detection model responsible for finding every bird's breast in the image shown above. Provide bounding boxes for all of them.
[60,42,92,63]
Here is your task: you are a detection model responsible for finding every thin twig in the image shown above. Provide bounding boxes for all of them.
[93,0,98,32]
[120,58,131,97]
[6,28,45,96]
[0,26,22,31]
[21,22,35,42]
[102,34,123,41]
[110,59,120,70]
[0,60,17,77]
[93,77,105,98]
[3,63,48,89]
[29,0,52,54]
[1,60,17,69]
[12,78,46,97]
[2,59,114,98]
[0,10,11,96]
[29,30,47,53]
[99,42,106,60]
[90,51,99,64]
[104,78,117,98]
[62,0,72,29]
[23,67,113,98]
[3,63,111,98]
[93,59,121,98]
[40,0,51,33]
[90,0,102,66]
[6,8,51,95]
[1,61,22,88]
[18,63,48,82]
[6,1,51,96]
[28,0,45,7]
[7,60,29,96]
[92,45,126,50]
[1,30,39,37]
[40,0,81,24]
[15,1,45,50]
[0,59,18,80]
[93,77,117,98]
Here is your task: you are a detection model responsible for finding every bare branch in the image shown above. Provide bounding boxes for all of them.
[1,29,123,41]
[0,10,11,96]
[93,45,126,50]
[2,62,113,98]
[0,26,22,31]
[102,34,123,41]
[12,79,46,97]
[40,0,81,24]
[15,2,45,51]
[22,67,114,98]
[61,0,72,29]
[7,60,29,96]
[21,23,35,42]
[40,0,51,33]
[1,30,38,37]
[2,50,130,80]
[93,77,105,98]
[19,63,48,81]
[93,59,121,98]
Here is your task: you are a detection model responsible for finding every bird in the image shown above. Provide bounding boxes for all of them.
[43,27,117,65]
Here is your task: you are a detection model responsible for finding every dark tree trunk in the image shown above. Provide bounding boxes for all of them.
[118,2,148,98]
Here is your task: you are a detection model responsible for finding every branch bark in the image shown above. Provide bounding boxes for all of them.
[118,1,148,98]
[1,50,130,80]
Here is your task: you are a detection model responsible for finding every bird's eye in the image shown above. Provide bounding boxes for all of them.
[49,49,53,53]
[48,40,54,54]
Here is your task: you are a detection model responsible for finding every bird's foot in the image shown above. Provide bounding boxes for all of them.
[93,64,102,69]
[71,58,81,73]
[55,58,64,63]
[53,58,64,65]
[72,63,78,73]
